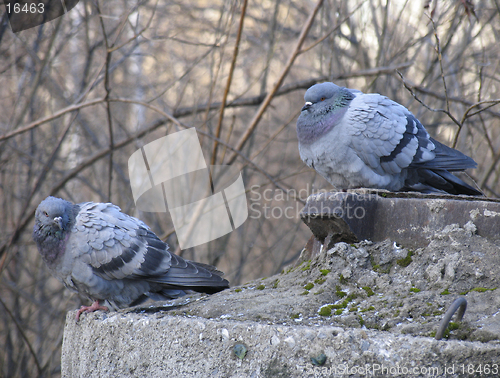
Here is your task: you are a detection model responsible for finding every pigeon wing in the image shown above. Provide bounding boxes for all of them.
[70,202,172,281]
[346,93,436,176]
[70,202,228,290]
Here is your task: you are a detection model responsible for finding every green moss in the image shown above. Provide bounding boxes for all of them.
[320,269,331,276]
[410,287,421,293]
[336,294,358,310]
[472,287,488,292]
[314,289,325,295]
[234,288,242,293]
[460,287,497,295]
[301,260,311,271]
[335,285,347,298]
[314,277,326,285]
[318,292,358,317]
[290,313,300,319]
[319,306,332,316]
[358,315,365,327]
[349,307,358,312]
[304,283,314,291]
[256,284,265,290]
[440,288,450,295]
[371,255,391,273]
[300,290,309,295]
[272,280,279,289]
[394,310,400,317]
[471,287,496,292]
[361,306,375,313]
[438,321,464,339]
[433,311,444,316]
[396,251,413,267]
[339,274,348,284]
[346,293,358,302]
[362,286,375,297]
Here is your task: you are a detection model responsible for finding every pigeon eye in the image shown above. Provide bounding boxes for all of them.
[320,97,326,101]
[43,211,49,217]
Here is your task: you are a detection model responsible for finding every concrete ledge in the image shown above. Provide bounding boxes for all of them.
[300,190,500,248]
[61,193,500,377]
[62,311,500,378]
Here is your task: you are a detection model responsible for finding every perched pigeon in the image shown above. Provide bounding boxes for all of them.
[33,196,229,320]
[296,82,482,195]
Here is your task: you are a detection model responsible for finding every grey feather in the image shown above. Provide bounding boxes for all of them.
[296,82,482,195]
[33,196,229,310]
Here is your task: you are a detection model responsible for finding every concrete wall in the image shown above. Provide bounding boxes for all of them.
[61,192,500,377]
[62,311,500,377]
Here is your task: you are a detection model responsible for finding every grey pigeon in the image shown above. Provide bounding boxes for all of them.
[296,82,482,195]
[33,196,229,320]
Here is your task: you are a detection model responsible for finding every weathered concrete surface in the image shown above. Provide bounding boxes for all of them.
[62,218,500,377]
[301,190,500,249]
[63,311,500,378]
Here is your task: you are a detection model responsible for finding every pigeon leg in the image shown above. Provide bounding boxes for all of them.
[75,300,109,321]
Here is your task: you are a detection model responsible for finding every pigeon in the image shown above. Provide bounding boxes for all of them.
[296,82,482,195]
[33,196,229,320]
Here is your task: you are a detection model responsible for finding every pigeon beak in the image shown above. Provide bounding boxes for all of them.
[301,101,313,111]
[53,216,63,230]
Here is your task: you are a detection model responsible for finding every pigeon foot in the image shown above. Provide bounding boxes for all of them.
[76,301,109,321]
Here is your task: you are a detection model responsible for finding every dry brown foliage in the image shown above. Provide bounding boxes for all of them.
[1,0,499,376]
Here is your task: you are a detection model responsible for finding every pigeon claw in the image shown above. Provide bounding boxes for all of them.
[75,300,109,321]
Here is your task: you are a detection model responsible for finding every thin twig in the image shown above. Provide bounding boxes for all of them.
[299,2,365,54]
[108,0,158,53]
[460,100,500,124]
[96,1,115,202]
[0,296,43,375]
[10,17,63,129]
[430,16,450,114]
[0,98,291,262]
[108,98,290,194]
[396,70,461,127]
[0,114,75,273]
[226,0,325,165]
[0,98,105,142]
[211,0,248,166]
[397,79,500,120]
[0,63,411,144]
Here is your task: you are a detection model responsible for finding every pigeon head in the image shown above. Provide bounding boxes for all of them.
[35,196,75,233]
[296,82,355,144]
[33,197,78,262]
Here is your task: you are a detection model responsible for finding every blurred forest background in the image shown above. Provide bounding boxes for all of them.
[1,0,499,376]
